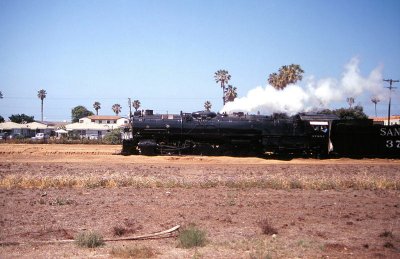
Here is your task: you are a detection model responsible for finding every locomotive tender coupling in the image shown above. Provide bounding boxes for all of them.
[122,110,400,158]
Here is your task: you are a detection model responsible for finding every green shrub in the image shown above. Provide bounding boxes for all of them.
[75,231,104,248]
[103,129,122,144]
[179,225,207,248]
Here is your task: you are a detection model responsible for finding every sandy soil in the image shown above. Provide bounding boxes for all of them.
[0,144,399,258]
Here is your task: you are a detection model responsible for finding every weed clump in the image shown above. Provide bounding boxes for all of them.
[178,225,207,248]
[113,226,127,236]
[259,218,278,235]
[383,242,395,249]
[50,197,74,206]
[113,219,142,236]
[379,230,393,238]
[75,231,104,248]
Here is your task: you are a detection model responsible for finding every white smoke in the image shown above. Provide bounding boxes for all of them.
[221,57,385,115]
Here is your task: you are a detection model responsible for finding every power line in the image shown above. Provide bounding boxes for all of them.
[383,79,399,125]
[0,96,222,101]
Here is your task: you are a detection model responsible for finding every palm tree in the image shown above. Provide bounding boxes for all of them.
[225,85,238,103]
[285,64,304,85]
[132,100,141,111]
[112,104,122,115]
[267,72,280,89]
[204,100,212,111]
[93,101,101,115]
[37,89,47,122]
[214,69,231,105]
[346,97,355,108]
[371,96,380,117]
[268,64,304,90]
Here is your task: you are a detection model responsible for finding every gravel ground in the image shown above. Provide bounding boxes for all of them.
[0,144,399,258]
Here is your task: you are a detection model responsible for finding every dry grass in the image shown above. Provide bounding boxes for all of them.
[110,245,156,258]
[0,175,167,189]
[1,173,399,190]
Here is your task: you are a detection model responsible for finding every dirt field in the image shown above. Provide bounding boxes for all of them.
[0,144,399,258]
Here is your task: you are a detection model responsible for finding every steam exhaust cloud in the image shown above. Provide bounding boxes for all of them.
[221,57,385,115]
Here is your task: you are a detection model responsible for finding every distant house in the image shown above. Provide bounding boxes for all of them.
[65,115,129,139]
[26,122,53,136]
[0,121,53,138]
[0,122,30,137]
[0,116,130,140]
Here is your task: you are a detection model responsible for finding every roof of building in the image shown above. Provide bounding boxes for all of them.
[0,121,52,130]
[41,121,70,127]
[26,122,52,129]
[0,121,24,130]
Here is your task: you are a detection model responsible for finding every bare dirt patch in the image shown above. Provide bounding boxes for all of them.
[0,144,399,258]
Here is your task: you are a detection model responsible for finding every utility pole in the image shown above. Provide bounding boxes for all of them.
[128,98,132,118]
[383,79,399,125]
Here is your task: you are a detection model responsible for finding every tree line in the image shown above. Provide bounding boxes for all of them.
[70,99,141,123]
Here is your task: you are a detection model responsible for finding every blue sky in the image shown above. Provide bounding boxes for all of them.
[0,0,399,121]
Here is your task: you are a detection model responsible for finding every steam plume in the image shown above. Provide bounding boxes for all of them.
[221,57,384,115]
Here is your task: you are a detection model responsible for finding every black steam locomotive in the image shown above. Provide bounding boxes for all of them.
[122,110,400,158]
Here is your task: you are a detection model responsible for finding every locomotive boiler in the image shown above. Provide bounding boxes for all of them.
[122,110,338,157]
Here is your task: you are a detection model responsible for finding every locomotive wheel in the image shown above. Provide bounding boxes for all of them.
[192,144,214,156]
[140,146,156,156]
[121,139,139,155]
[217,144,234,156]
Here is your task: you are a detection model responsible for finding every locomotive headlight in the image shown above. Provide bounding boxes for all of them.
[166,124,170,128]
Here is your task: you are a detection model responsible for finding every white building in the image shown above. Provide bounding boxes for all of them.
[0,121,53,137]
[0,122,29,137]
[66,115,129,139]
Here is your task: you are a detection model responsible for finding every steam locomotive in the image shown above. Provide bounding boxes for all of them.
[122,110,400,158]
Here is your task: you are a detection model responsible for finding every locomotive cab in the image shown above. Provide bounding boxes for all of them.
[299,113,339,156]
